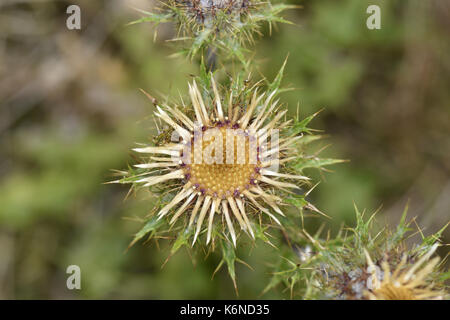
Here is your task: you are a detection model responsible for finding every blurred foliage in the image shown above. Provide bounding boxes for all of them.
[0,0,449,299]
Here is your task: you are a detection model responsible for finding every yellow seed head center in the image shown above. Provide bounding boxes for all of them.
[182,125,260,198]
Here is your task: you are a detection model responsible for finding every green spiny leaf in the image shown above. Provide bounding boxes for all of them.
[292,157,346,171]
[267,56,288,94]
[129,215,165,248]
[220,238,238,294]
[127,12,172,26]
[289,110,321,136]
[171,226,195,255]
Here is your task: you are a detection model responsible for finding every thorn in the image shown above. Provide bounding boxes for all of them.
[139,88,158,105]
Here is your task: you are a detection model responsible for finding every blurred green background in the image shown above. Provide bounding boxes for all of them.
[0,0,449,299]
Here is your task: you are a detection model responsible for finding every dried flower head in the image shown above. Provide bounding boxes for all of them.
[265,206,449,300]
[364,244,444,300]
[130,0,295,62]
[112,66,340,256]
[132,78,306,247]
[319,211,448,300]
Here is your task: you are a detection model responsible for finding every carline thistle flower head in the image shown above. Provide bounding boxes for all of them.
[113,74,316,248]
[318,244,446,300]
[305,208,449,300]
[364,244,445,300]
[266,205,448,300]
[131,0,295,61]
